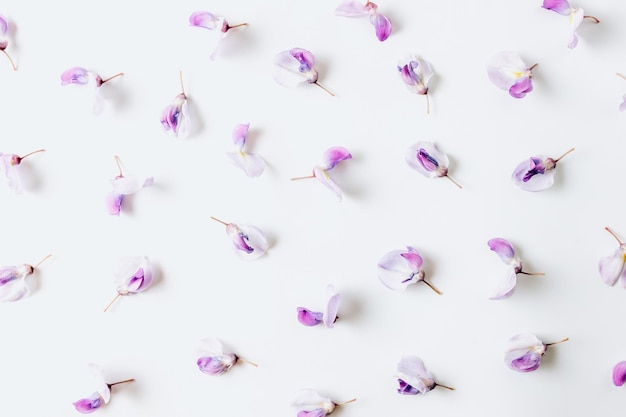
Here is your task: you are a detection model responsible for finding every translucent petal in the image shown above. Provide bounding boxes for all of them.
[396,356,434,394]
[273,50,318,88]
[111,176,153,195]
[189,11,222,30]
[490,268,518,300]
[371,13,391,41]
[487,238,516,263]
[92,87,104,115]
[88,363,111,403]
[297,410,326,417]
[377,248,421,291]
[60,67,89,85]
[486,51,529,90]
[598,248,626,286]
[313,167,343,201]
[335,1,369,17]
[619,95,626,112]
[225,223,268,261]
[292,389,333,413]
[0,153,22,193]
[198,337,224,356]
[0,15,8,37]
[567,8,584,49]
[397,56,433,94]
[542,0,572,15]
[232,123,250,149]
[0,277,29,302]
[324,285,341,328]
[405,142,448,178]
[511,157,556,191]
[321,146,352,170]
[226,152,265,177]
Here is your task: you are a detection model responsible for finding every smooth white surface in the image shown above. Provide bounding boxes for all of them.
[1,0,626,416]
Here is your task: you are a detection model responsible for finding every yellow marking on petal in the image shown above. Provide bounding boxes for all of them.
[512,71,523,78]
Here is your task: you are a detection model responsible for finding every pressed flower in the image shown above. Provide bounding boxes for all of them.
[73,363,134,414]
[405,142,461,188]
[226,123,265,177]
[0,254,51,302]
[0,149,45,194]
[291,147,352,201]
[504,333,568,372]
[60,67,123,115]
[210,216,268,260]
[196,337,257,376]
[542,0,599,49]
[488,238,544,300]
[273,48,335,96]
[106,155,154,216]
[511,148,574,191]
[103,256,153,312]
[335,1,392,41]
[161,70,191,139]
[292,389,356,417]
[486,52,537,98]
[189,11,248,60]
[0,14,16,70]
[297,285,341,328]
[598,227,626,287]
[396,356,454,395]
[377,246,441,294]
[613,361,626,386]
[397,55,434,113]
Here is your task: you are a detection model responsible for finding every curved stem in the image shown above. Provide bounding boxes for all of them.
[32,254,52,270]
[435,382,455,391]
[179,69,186,97]
[314,81,335,96]
[2,49,16,71]
[103,293,122,312]
[618,73,626,81]
[19,149,45,160]
[101,72,124,84]
[519,271,545,276]
[108,378,135,387]
[554,147,575,163]
[210,216,229,226]
[445,174,463,189]
[335,398,356,407]
[422,279,442,295]
[114,155,124,177]
[237,356,258,367]
[228,23,248,29]
[425,93,430,114]
[529,63,538,72]
[290,175,315,181]
[605,226,623,245]
[583,15,600,23]
[545,337,569,347]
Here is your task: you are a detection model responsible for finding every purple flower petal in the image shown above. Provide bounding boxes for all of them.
[114,257,153,295]
[322,146,352,170]
[73,393,103,414]
[504,333,545,372]
[232,123,250,149]
[620,95,626,112]
[189,11,222,30]
[486,51,530,91]
[598,246,626,287]
[298,409,326,417]
[0,267,29,302]
[0,15,8,37]
[511,156,556,191]
[335,1,369,17]
[297,307,323,326]
[105,192,123,216]
[396,356,435,394]
[161,94,190,139]
[542,0,572,15]
[613,361,626,386]
[61,67,90,85]
[324,285,341,328]
[224,223,268,261]
[509,77,533,98]
[371,13,391,41]
[405,142,448,178]
[290,48,316,71]
[488,238,516,264]
[273,49,319,87]
[291,389,334,415]
[197,354,237,375]
[397,379,420,395]
[397,56,433,95]
[400,246,423,271]
[377,247,425,291]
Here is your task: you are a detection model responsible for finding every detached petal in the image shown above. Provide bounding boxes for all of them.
[0,153,22,193]
[61,67,89,85]
[111,176,154,195]
[377,249,420,291]
[400,246,423,271]
[542,0,572,15]
[198,337,225,356]
[598,248,626,286]
[73,393,103,414]
[114,256,153,294]
[105,192,123,216]
[490,269,518,300]
[488,238,516,263]
[232,123,250,149]
[88,363,111,403]
[313,167,343,201]
[297,410,326,417]
[189,11,222,30]
[0,277,29,302]
[0,15,8,37]
[297,307,323,326]
[197,354,237,375]
[324,285,341,328]
[567,8,584,49]
[161,95,191,139]
[613,361,626,386]
[226,152,265,177]
[322,146,352,170]
[335,1,369,17]
[371,13,392,41]
[509,77,533,98]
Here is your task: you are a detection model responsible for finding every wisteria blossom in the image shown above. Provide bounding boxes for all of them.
[61,67,123,115]
[291,147,352,201]
[613,362,626,386]
[297,285,341,328]
[542,0,599,49]
[396,356,454,395]
[377,246,441,294]
[487,52,537,98]
[335,1,392,41]
[189,11,248,60]
[103,256,153,312]
[226,123,265,177]
[0,149,45,193]
[196,337,257,376]
[488,238,544,300]
[511,148,574,191]
[0,14,16,70]
[292,389,356,417]
[405,142,461,188]
[598,227,626,287]
[397,55,434,113]
[504,333,568,372]
[161,71,191,139]
[273,48,335,96]
[210,217,268,260]
[0,254,51,302]
[105,156,154,216]
[73,363,134,414]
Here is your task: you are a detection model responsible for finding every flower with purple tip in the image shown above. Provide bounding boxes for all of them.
[189,11,248,60]
[488,238,544,300]
[196,337,257,376]
[511,148,574,191]
[292,389,356,417]
[61,67,123,115]
[226,123,265,177]
[396,356,454,395]
[161,71,190,139]
[377,246,441,294]
[487,52,537,98]
[397,55,434,113]
[0,149,45,194]
[73,364,134,414]
[297,285,341,328]
[0,14,16,70]
[210,216,268,260]
[613,362,626,386]
[0,254,51,302]
[504,333,568,372]
[273,48,335,96]
[106,155,154,216]
[103,256,153,312]
[291,147,352,201]
[598,227,626,287]
[335,1,392,41]
[542,0,599,48]
[405,142,462,188]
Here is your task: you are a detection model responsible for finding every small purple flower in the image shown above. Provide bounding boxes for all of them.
[226,123,265,177]
[73,364,134,414]
[377,246,441,293]
[395,356,454,395]
[541,0,599,49]
[487,52,537,98]
[161,71,191,139]
[0,14,16,70]
[291,147,352,201]
[292,389,356,417]
[273,48,335,96]
[73,393,103,414]
[211,216,269,260]
[106,155,154,216]
[61,67,123,115]
[504,333,569,372]
[103,256,153,312]
[405,142,462,188]
[297,285,341,328]
[189,11,248,60]
[0,149,45,194]
[0,254,51,302]
[598,227,626,287]
[613,361,626,386]
[196,337,257,376]
[335,1,392,41]
[511,148,574,191]
[397,55,434,113]
[488,238,544,300]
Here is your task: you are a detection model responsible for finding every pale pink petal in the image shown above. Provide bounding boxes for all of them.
[189,11,222,30]
[111,176,153,195]
[488,238,516,263]
[619,95,626,112]
[273,49,318,87]
[225,223,268,260]
[490,269,518,300]
[0,14,8,38]
[599,248,626,286]
[0,153,22,193]
[377,249,418,291]
[370,13,391,41]
[313,167,343,201]
[292,389,333,412]
[61,67,89,85]
[567,8,584,49]
[400,246,423,270]
[88,364,111,403]
[0,278,29,302]
[105,192,123,216]
[324,285,341,328]
[335,1,369,17]
[232,123,250,149]
[322,146,352,170]
[226,152,265,177]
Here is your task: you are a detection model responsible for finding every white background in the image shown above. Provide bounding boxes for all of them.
[1,0,626,416]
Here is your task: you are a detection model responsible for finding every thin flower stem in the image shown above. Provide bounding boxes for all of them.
[618,73,626,81]
[114,155,124,177]
[179,69,186,97]
[554,147,575,163]
[425,93,430,114]
[545,337,569,347]
[445,174,463,189]
[605,226,623,245]
[583,15,600,23]
[108,378,135,387]
[314,81,335,96]
[228,23,248,29]
[435,382,455,391]
[290,175,315,181]
[422,280,442,295]
[519,271,545,276]
[32,254,52,270]
[100,72,124,84]
[19,149,46,160]
[237,357,259,367]
[103,293,122,312]
[2,49,16,71]
[210,216,230,226]
[335,398,357,407]
[529,63,538,71]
